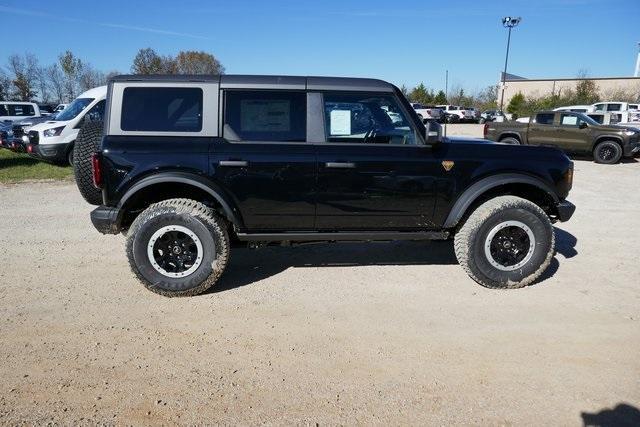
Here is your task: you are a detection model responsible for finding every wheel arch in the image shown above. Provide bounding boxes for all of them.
[444,173,559,229]
[592,135,623,152]
[498,132,521,142]
[116,172,244,231]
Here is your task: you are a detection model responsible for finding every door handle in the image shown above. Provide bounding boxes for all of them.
[219,160,248,167]
[325,162,356,169]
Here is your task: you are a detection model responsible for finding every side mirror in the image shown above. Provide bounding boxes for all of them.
[424,119,441,144]
[579,122,588,129]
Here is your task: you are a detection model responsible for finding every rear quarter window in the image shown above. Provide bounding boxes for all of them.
[120,87,203,132]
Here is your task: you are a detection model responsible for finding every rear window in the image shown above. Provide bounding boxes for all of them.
[1,104,35,117]
[535,113,555,125]
[121,87,203,132]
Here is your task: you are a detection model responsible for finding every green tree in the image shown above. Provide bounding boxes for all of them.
[59,50,83,100]
[506,92,525,116]
[409,83,433,104]
[174,50,225,75]
[574,79,599,104]
[131,48,165,74]
[434,90,447,104]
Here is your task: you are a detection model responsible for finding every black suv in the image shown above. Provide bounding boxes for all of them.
[77,75,575,297]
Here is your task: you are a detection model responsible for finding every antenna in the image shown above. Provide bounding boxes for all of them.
[635,42,640,77]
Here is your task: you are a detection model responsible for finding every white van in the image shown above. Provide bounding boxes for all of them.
[0,102,41,123]
[28,86,106,165]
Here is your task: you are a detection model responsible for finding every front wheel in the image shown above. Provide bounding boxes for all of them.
[593,140,622,164]
[454,196,554,289]
[126,199,230,297]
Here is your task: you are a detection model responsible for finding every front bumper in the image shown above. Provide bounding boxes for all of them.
[90,206,121,234]
[556,200,576,222]
[30,142,69,163]
[624,141,640,157]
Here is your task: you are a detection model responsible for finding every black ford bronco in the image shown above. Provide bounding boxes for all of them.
[74,75,575,297]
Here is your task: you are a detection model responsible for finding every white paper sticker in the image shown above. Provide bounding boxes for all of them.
[330,110,351,135]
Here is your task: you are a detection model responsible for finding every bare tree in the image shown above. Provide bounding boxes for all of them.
[59,50,83,101]
[0,68,11,101]
[36,66,51,103]
[78,65,106,92]
[47,64,65,104]
[7,53,39,101]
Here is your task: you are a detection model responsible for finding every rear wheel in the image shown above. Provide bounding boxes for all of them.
[593,140,622,164]
[126,199,230,297]
[500,136,521,145]
[454,196,554,289]
[73,121,103,205]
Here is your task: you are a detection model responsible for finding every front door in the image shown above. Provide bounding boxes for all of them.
[210,89,316,231]
[315,91,441,230]
[556,112,591,153]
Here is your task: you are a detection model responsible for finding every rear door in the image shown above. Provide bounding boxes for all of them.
[210,87,316,231]
[526,112,558,146]
[314,91,441,230]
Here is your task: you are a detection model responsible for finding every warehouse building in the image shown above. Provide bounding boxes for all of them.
[499,72,640,105]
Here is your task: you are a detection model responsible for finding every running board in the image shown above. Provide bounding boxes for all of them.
[236,231,449,242]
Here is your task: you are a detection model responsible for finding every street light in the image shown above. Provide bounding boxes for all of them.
[499,16,521,113]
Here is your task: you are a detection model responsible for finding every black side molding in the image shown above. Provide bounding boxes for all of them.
[236,231,449,242]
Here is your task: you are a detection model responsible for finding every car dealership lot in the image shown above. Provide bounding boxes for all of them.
[0,160,638,424]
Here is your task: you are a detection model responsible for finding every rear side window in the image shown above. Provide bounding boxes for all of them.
[4,104,35,116]
[0,105,7,116]
[606,103,622,112]
[224,91,306,142]
[535,113,555,125]
[121,87,203,132]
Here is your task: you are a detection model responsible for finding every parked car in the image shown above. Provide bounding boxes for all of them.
[0,102,41,123]
[553,105,594,113]
[484,110,640,164]
[592,101,640,124]
[462,107,481,122]
[479,110,506,123]
[410,103,444,122]
[78,74,575,297]
[437,105,474,123]
[27,86,106,165]
[38,104,56,116]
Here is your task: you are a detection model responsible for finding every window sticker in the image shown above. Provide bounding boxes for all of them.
[330,110,351,135]
[561,115,577,126]
[240,100,291,132]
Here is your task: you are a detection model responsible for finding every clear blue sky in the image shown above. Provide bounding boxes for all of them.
[1,0,639,94]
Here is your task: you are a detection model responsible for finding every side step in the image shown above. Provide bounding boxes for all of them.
[236,231,449,242]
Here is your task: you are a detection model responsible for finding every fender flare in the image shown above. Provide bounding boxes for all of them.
[117,172,243,228]
[592,135,624,152]
[443,173,559,228]
[498,131,522,142]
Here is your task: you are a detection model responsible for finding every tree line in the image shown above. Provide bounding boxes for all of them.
[401,83,500,112]
[0,48,225,104]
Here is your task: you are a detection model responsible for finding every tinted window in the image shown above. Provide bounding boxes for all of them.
[86,100,106,121]
[323,92,417,145]
[224,91,306,142]
[5,104,35,116]
[535,113,555,125]
[587,114,604,124]
[57,98,93,121]
[594,104,605,111]
[606,103,622,112]
[121,87,203,132]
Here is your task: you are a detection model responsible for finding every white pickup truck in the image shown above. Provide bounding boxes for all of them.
[592,101,640,124]
[409,103,444,122]
[437,105,475,123]
[0,102,41,123]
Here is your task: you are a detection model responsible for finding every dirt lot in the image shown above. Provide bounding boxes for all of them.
[1,159,639,425]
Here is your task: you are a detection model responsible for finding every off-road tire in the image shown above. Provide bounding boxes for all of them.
[500,136,521,145]
[126,199,230,297]
[454,196,554,289]
[593,140,622,164]
[73,120,104,205]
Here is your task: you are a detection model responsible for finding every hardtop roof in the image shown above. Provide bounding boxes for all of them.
[109,74,396,92]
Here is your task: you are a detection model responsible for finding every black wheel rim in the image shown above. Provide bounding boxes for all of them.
[488,225,532,269]
[599,145,616,162]
[152,230,199,274]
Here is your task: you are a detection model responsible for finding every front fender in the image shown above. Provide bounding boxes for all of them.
[443,173,559,228]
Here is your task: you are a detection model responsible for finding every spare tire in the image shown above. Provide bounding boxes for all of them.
[73,120,104,205]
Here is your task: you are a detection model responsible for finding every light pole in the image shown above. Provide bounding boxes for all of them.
[499,16,521,113]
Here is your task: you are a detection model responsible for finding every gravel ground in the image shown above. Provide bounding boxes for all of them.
[0,159,639,425]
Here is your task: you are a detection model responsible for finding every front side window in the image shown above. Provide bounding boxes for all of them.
[593,104,605,112]
[121,87,202,132]
[559,113,579,126]
[535,113,555,125]
[224,91,306,142]
[57,98,94,121]
[323,92,417,145]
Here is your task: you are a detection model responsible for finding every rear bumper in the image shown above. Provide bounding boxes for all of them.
[556,200,576,222]
[90,206,121,234]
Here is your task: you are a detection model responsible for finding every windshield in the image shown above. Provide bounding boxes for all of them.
[55,98,94,121]
[576,113,599,126]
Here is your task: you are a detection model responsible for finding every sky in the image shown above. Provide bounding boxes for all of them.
[1,0,639,94]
